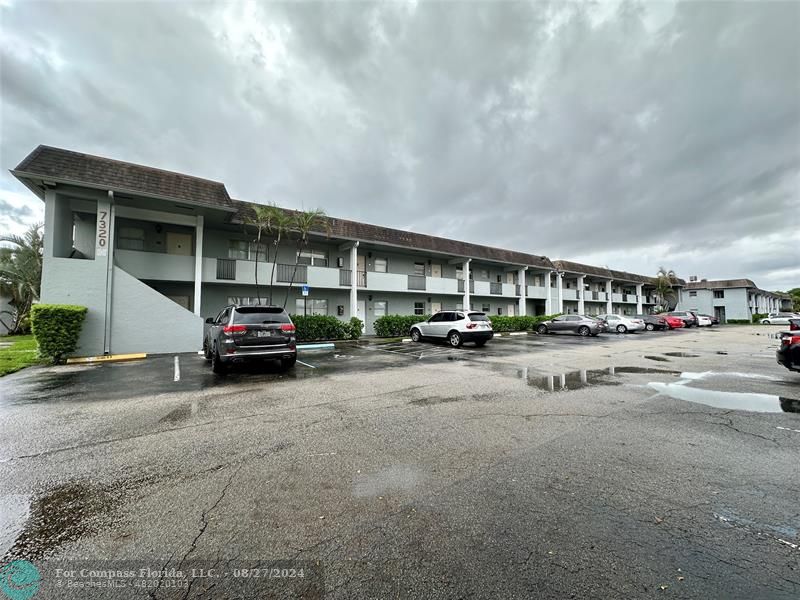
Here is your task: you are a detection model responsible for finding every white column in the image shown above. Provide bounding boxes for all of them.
[557,272,564,313]
[518,267,527,316]
[544,271,552,314]
[577,275,585,315]
[606,280,613,313]
[462,259,471,310]
[350,241,359,319]
[100,191,115,355]
[636,283,643,314]
[194,215,204,316]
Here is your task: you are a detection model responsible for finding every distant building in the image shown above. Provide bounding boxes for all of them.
[676,279,791,322]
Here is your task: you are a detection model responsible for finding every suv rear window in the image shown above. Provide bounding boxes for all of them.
[233,307,291,324]
[468,313,490,321]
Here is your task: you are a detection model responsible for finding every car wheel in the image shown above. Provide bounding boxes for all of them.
[211,346,226,374]
[203,341,212,360]
[537,324,548,335]
[410,328,422,343]
[616,324,627,334]
[763,320,770,325]
[645,323,655,331]
[448,331,463,348]
[578,326,590,337]
[280,356,296,370]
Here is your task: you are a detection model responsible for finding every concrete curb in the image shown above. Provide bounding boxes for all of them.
[297,343,336,351]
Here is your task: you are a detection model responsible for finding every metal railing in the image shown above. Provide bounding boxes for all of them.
[216,258,236,280]
[276,263,307,283]
[516,284,522,296]
[490,282,502,295]
[591,291,599,300]
[339,269,352,286]
[357,271,367,287]
[457,280,475,293]
[408,274,426,290]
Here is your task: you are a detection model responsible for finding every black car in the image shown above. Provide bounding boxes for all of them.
[204,305,297,373]
[776,333,800,372]
[666,311,699,328]
[634,314,668,331]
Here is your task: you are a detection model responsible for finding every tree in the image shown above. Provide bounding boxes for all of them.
[284,209,328,309]
[243,205,276,305]
[267,208,294,305]
[654,266,678,312]
[0,223,43,334]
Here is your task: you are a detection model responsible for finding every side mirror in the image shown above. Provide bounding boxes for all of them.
[205,317,215,324]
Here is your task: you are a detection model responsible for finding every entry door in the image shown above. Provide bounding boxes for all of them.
[166,232,192,255]
[715,306,726,323]
[507,272,516,284]
[507,304,516,317]
[357,255,366,272]
[431,301,442,314]
[357,300,366,323]
[431,264,442,278]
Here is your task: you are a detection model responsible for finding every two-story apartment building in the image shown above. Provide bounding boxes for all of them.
[10,145,674,356]
[676,279,792,322]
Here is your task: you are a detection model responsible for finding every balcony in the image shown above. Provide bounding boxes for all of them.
[563,289,578,300]
[473,281,491,296]
[457,280,475,293]
[526,285,547,299]
[490,282,502,295]
[216,258,236,280]
[116,249,194,281]
[408,274,426,291]
[339,269,367,287]
[612,293,623,302]
[427,277,459,295]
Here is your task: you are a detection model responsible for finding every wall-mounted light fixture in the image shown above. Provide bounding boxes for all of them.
[337,257,344,268]
[368,295,373,301]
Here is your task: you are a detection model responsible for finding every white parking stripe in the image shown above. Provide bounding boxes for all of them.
[296,359,316,369]
[173,356,180,382]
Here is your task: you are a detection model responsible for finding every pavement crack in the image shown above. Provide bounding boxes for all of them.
[713,418,778,444]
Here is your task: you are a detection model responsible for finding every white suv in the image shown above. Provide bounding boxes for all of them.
[410,311,494,347]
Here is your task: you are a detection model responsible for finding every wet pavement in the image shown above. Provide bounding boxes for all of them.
[1,325,799,598]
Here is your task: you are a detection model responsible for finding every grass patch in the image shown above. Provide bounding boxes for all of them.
[0,335,43,376]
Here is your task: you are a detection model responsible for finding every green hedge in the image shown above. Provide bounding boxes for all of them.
[290,315,363,341]
[488,314,561,332]
[30,304,88,364]
[727,319,751,325]
[374,314,430,338]
[753,313,768,323]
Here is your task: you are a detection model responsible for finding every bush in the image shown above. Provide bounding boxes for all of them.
[374,314,430,338]
[488,313,561,332]
[290,315,362,341]
[727,319,750,325]
[30,304,88,364]
[752,313,768,323]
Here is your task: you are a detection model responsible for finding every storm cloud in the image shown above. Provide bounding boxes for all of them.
[1,1,798,288]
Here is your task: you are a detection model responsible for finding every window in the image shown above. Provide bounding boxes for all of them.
[297,249,328,267]
[429,313,445,322]
[414,302,425,315]
[713,290,724,299]
[689,291,697,297]
[373,301,388,317]
[482,303,490,312]
[228,240,267,261]
[478,269,489,279]
[118,227,144,251]
[227,296,259,306]
[413,262,426,276]
[295,298,328,315]
[497,275,502,283]
[497,307,503,315]
[374,258,388,273]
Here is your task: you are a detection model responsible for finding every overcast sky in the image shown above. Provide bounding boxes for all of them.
[1,1,798,289]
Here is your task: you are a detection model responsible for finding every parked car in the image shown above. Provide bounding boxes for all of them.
[204,305,297,373]
[596,314,645,333]
[658,314,686,329]
[699,314,719,325]
[536,314,604,337]
[761,312,800,325]
[776,333,800,372]
[634,314,668,331]
[697,315,713,327]
[410,310,493,347]
[789,318,800,331]
[666,311,699,328]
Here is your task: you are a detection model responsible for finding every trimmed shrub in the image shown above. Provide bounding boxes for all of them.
[290,315,362,341]
[374,314,430,338]
[752,313,768,323]
[488,313,561,332]
[30,304,88,364]
[726,319,750,325]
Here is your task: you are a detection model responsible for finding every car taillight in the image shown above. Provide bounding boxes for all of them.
[280,323,296,332]
[465,323,477,329]
[223,324,247,335]
[791,322,800,331]
[783,335,800,346]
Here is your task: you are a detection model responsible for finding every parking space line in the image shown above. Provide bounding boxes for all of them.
[173,356,180,382]
[296,359,316,369]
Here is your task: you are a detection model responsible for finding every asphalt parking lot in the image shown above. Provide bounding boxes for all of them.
[1,325,799,598]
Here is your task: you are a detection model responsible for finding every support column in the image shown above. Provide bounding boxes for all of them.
[99,191,115,355]
[556,272,564,313]
[518,267,527,316]
[462,259,471,311]
[194,215,204,316]
[577,275,585,315]
[350,242,359,319]
[606,280,613,314]
[544,271,552,315]
[636,283,643,314]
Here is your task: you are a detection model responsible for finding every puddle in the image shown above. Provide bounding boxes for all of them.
[649,381,800,413]
[522,368,621,392]
[613,367,680,375]
[159,400,200,423]
[714,509,799,538]
[353,465,423,498]
[664,352,700,358]
[411,392,498,406]
[4,482,117,561]
[645,355,670,362]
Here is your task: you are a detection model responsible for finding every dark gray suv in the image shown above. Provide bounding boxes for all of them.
[204,305,297,373]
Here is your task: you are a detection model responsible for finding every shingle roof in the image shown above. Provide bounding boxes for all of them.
[232,201,554,269]
[684,279,757,290]
[552,260,658,285]
[13,145,232,210]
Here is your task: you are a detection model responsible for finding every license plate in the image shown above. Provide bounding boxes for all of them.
[256,330,272,337]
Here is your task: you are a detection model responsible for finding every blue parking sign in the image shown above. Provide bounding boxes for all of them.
[302,285,309,296]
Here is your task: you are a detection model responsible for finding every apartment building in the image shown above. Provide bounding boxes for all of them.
[13,146,667,355]
[676,279,792,322]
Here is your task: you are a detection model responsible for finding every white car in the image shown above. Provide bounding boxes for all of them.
[697,315,713,327]
[761,313,800,325]
[597,314,645,333]
[410,310,494,347]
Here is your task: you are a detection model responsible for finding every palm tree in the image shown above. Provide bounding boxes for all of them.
[654,266,678,312]
[267,208,294,305]
[283,209,328,309]
[243,205,279,305]
[0,223,43,334]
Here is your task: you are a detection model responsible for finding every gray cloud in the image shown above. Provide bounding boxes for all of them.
[1,0,798,288]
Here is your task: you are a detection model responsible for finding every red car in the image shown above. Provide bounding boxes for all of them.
[657,314,685,329]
